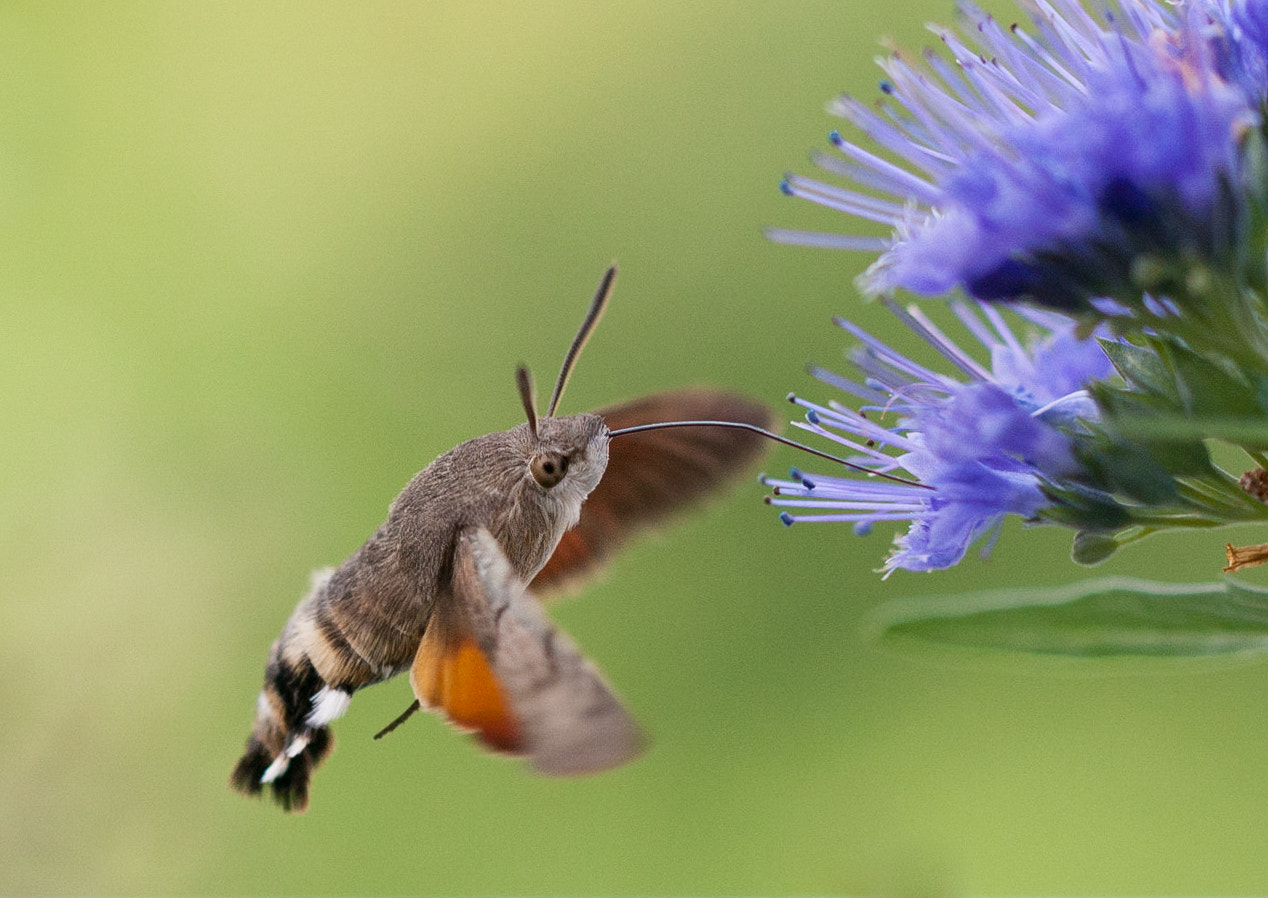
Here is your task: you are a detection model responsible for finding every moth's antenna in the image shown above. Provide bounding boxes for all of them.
[547,264,616,417]
[516,365,539,439]
[608,420,931,489]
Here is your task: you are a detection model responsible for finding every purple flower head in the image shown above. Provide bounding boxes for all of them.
[765,302,1115,573]
[1228,0,1268,91]
[770,0,1263,311]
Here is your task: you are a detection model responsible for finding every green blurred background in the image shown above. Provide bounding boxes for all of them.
[5,2,1268,894]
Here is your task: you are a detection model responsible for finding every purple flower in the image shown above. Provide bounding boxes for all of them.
[765,302,1114,572]
[769,0,1265,312]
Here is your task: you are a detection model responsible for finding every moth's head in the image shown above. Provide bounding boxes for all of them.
[523,412,609,498]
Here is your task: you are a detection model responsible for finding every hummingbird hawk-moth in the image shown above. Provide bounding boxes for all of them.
[230,266,778,811]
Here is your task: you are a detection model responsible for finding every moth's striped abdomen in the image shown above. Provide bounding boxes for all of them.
[230,569,390,812]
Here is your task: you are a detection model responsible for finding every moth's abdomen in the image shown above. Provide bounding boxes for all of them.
[229,646,340,812]
[230,570,384,812]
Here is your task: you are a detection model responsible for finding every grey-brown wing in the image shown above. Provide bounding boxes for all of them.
[410,526,643,775]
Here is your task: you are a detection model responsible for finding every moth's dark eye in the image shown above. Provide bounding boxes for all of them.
[530,452,570,489]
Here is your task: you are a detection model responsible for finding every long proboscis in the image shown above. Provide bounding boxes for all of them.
[608,420,931,488]
[547,264,616,418]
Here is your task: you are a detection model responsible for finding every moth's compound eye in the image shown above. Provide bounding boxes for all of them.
[530,452,570,489]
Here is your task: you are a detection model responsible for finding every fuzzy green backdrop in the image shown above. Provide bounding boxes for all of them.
[4,2,1268,894]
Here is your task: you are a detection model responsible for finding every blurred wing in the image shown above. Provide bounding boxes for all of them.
[410,527,643,775]
[531,389,775,595]
[410,624,520,753]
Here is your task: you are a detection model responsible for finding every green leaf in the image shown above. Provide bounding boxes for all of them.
[869,577,1268,658]
[1094,335,1266,437]
[1089,380,1174,420]
[1077,437,1179,504]
[1097,338,1177,400]
[1039,479,1133,532]
[1133,436,1215,477]
[1160,340,1260,418]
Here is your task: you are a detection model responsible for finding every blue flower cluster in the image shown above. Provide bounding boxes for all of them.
[772,0,1268,311]
[766,302,1114,572]
[771,0,1268,573]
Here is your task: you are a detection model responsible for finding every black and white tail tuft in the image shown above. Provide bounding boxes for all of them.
[230,642,350,813]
